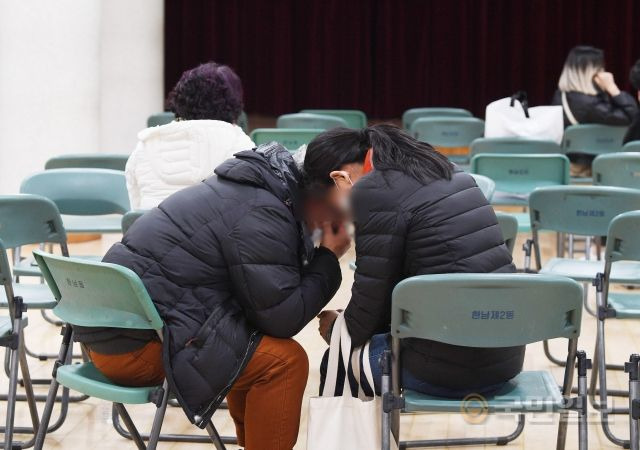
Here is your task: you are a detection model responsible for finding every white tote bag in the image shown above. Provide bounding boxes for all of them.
[485,91,564,144]
[307,313,381,450]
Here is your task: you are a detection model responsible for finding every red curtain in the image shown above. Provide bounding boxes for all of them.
[165,0,640,118]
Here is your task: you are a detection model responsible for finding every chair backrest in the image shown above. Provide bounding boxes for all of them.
[250,128,323,150]
[402,108,473,130]
[45,154,129,171]
[410,117,484,148]
[276,113,347,130]
[604,211,640,263]
[470,174,495,201]
[21,169,130,215]
[495,212,519,254]
[300,109,366,129]
[121,210,146,234]
[529,185,640,236]
[470,154,570,204]
[147,111,175,128]
[0,194,67,248]
[592,152,640,189]
[33,250,163,330]
[470,137,562,157]
[391,274,582,347]
[623,140,640,152]
[563,124,628,156]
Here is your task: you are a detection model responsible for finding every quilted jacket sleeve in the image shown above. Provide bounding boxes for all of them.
[585,92,638,126]
[344,186,408,347]
[228,205,342,338]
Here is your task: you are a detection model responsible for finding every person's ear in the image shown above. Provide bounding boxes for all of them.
[330,170,352,189]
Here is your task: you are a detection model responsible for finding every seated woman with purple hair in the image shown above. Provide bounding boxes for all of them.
[126,62,255,209]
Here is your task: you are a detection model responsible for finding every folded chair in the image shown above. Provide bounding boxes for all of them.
[381,273,589,450]
[0,240,39,450]
[33,250,232,450]
[526,186,640,370]
[590,211,640,447]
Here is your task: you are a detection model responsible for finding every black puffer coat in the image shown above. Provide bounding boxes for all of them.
[552,89,638,127]
[103,144,341,427]
[346,167,524,389]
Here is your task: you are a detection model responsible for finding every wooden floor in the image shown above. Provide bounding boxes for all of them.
[1,226,638,449]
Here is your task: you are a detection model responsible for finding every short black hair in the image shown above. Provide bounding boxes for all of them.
[167,62,244,122]
[630,59,640,92]
[303,124,453,192]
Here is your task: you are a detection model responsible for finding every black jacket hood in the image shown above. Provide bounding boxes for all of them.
[215,143,304,219]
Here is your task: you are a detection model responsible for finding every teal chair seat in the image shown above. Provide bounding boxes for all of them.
[0,316,13,337]
[540,259,640,283]
[3,283,57,309]
[403,371,562,414]
[57,362,158,404]
[61,214,123,234]
[606,292,640,319]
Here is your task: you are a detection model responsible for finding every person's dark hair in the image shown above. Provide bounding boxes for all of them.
[303,124,453,191]
[564,45,605,71]
[630,59,640,92]
[167,62,244,122]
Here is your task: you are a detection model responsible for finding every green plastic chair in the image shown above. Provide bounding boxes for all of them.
[250,128,323,151]
[563,124,628,156]
[402,108,473,130]
[121,210,147,234]
[32,251,229,450]
[592,152,640,189]
[147,112,175,128]
[411,117,484,165]
[529,186,640,282]
[381,273,588,450]
[276,113,347,130]
[470,174,495,201]
[590,211,640,447]
[20,169,130,234]
[45,154,129,171]
[300,109,367,129]
[470,137,562,158]
[471,154,570,232]
[0,239,38,448]
[496,212,519,254]
[623,140,640,152]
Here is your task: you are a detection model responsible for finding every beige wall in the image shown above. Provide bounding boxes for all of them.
[0,0,164,194]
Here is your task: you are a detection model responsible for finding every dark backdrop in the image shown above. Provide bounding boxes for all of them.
[164,0,640,119]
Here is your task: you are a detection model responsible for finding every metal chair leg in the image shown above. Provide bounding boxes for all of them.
[114,403,146,450]
[3,327,20,450]
[205,421,227,450]
[34,326,73,450]
[625,355,640,450]
[147,381,169,450]
[111,404,238,444]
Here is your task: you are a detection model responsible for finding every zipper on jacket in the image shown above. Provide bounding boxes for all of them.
[193,330,260,427]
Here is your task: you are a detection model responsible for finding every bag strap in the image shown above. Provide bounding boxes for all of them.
[561,91,579,125]
[321,313,344,397]
[510,91,530,118]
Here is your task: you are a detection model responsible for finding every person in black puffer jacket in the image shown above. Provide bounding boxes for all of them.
[304,125,524,397]
[551,46,638,175]
[90,143,349,450]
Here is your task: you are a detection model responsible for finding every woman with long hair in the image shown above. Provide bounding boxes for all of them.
[304,124,524,398]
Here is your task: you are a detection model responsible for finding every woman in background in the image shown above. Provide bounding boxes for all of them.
[126,62,255,209]
[304,125,523,398]
[552,46,638,175]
